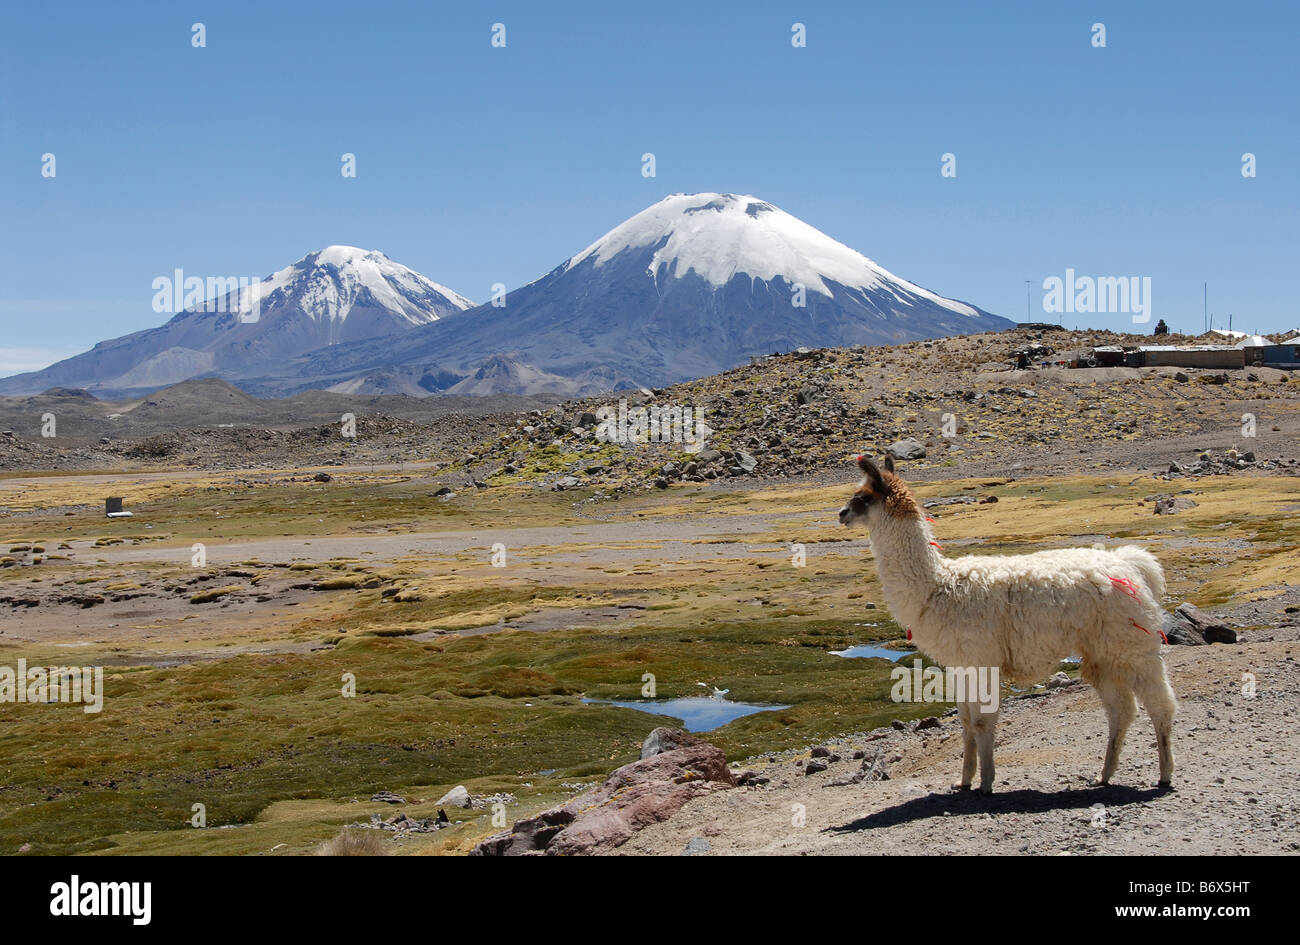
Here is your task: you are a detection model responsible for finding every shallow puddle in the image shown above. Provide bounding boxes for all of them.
[829,644,916,661]
[581,695,791,732]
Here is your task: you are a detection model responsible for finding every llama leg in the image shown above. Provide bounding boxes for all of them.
[1135,663,1177,787]
[1095,673,1137,785]
[955,700,977,790]
[972,704,999,794]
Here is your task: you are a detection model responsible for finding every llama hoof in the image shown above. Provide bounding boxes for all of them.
[1157,780,1173,790]
[1092,777,1110,787]
[953,784,971,792]
[978,786,993,796]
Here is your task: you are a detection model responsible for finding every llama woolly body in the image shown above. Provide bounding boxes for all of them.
[868,510,1166,685]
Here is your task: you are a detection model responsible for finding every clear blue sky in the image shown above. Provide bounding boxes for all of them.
[1,0,1296,375]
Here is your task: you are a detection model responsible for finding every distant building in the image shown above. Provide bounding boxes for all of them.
[1234,335,1271,349]
[1254,344,1300,368]
[1088,345,1246,369]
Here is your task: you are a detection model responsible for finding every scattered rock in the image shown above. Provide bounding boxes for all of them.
[1046,672,1074,689]
[924,495,976,507]
[383,813,435,832]
[859,755,890,783]
[827,749,890,786]
[683,836,712,856]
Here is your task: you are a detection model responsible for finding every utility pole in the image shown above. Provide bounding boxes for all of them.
[1203,282,1207,334]
[1024,280,1031,323]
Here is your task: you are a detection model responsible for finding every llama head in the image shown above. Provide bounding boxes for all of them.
[839,454,920,526]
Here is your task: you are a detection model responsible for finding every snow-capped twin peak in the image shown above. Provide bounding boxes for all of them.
[567,192,978,316]
[0,191,1010,397]
[254,245,474,327]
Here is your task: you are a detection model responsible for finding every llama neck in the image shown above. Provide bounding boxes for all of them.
[868,511,946,626]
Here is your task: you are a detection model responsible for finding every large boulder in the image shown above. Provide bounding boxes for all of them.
[1161,611,1205,646]
[436,785,472,808]
[887,438,926,461]
[470,731,735,856]
[1175,603,1237,643]
[1154,495,1197,515]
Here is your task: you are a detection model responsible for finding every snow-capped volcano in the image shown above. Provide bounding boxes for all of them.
[0,247,473,395]
[566,192,980,316]
[263,193,1010,396]
[251,246,473,333]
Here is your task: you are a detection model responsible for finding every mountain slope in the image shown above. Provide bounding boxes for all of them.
[0,247,473,396]
[264,193,1011,395]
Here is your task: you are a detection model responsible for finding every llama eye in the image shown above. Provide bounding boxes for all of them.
[850,496,867,513]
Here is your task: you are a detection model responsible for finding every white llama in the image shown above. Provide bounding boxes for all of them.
[838,455,1176,793]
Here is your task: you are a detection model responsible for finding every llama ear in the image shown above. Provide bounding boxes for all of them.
[883,455,896,474]
[857,454,887,493]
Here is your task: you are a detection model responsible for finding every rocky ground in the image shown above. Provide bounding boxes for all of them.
[4,328,1297,488]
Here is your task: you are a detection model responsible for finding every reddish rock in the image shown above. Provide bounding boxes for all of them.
[470,731,734,856]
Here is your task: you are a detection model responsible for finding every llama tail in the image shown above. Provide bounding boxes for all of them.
[1112,545,1166,603]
